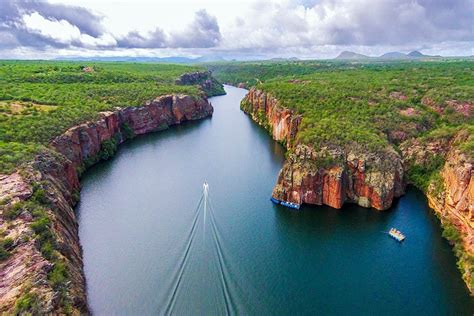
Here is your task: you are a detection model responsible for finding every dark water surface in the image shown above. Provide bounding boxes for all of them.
[77,85,473,315]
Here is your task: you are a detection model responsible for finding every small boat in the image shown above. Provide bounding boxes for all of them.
[388,228,405,242]
[270,197,301,210]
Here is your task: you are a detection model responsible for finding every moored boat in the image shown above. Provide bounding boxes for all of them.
[271,197,300,209]
[389,228,405,242]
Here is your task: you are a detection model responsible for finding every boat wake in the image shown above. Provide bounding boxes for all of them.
[161,183,244,315]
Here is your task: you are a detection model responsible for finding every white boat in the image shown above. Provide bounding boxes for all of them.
[389,228,405,242]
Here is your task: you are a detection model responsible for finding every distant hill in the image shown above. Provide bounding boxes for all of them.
[379,52,408,59]
[407,50,424,57]
[335,50,441,60]
[335,51,370,60]
[407,50,441,58]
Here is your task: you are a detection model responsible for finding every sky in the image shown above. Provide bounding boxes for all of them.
[0,0,473,59]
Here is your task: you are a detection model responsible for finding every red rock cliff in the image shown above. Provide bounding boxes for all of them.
[241,88,301,147]
[271,144,404,210]
[241,88,404,210]
[401,130,473,294]
[0,94,212,313]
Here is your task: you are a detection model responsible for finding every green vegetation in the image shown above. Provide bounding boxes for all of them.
[407,155,445,192]
[213,59,473,292]
[3,181,73,309]
[14,292,40,314]
[213,60,472,173]
[246,61,471,152]
[0,237,13,261]
[0,61,214,174]
[207,60,363,86]
[0,61,224,311]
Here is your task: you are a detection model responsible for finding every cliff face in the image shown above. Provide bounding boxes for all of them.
[0,95,213,313]
[401,131,473,294]
[51,95,212,175]
[243,87,473,292]
[242,88,404,210]
[272,145,404,210]
[241,88,301,148]
[176,71,225,97]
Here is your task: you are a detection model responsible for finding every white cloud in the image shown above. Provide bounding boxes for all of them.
[22,12,82,44]
[0,0,472,58]
[22,12,116,48]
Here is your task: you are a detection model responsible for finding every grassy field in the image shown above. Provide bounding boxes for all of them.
[0,61,214,174]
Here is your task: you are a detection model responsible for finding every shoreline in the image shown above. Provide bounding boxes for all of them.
[0,94,214,313]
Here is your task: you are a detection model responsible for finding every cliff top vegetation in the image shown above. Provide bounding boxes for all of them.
[0,61,213,174]
[211,60,473,156]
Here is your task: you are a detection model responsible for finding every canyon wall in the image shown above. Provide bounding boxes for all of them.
[242,88,404,210]
[401,131,473,294]
[0,95,213,313]
[243,87,473,294]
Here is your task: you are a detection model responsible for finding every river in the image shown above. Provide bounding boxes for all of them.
[77,85,473,315]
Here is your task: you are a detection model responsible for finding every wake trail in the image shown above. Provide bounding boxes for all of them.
[208,203,233,315]
[162,195,203,315]
[208,197,259,315]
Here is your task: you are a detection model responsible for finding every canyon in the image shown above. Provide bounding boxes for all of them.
[0,76,471,314]
[242,87,473,294]
[0,94,213,313]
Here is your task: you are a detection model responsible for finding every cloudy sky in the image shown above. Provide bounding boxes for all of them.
[1,0,473,59]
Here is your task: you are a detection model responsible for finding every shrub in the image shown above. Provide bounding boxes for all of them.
[121,122,135,140]
[14,292,40,314]
[49,261,68,289]
[3,202,24,220]
[31,217,50,235]
[99,138,117,160]
[407,155,445,192]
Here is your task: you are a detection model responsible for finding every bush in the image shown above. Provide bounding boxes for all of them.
[31,183,49,205]
[121,123,135,140]
[49,261,68,289]
[407,155,445,192]
[442,222,461,243]
[3,202,23,220]
[99,138,117,160]
[41,241,55,260]
[14,292,40,314]
[31,217,50,235]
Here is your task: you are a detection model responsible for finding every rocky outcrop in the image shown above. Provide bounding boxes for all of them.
[272,145,404,210]
[402,130,473,294]
[0,94,213,313]
[176,71,225,96]
[241,88,404,210]
[241,88,301,148]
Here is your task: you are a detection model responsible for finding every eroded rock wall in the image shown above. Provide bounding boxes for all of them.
[0,94,213,313]
[241,88,301,148]
[242,88,404,210]
[401,131,473,294]
[272,145,404,210]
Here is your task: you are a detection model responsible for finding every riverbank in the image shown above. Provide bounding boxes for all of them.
[0,93,213,313]
[77,85,472,314]
[241,87,473,295]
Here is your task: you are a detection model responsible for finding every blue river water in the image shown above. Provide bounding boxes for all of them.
[77,85,473,315]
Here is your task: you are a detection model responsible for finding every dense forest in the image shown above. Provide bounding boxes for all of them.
[0,61,212,174]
